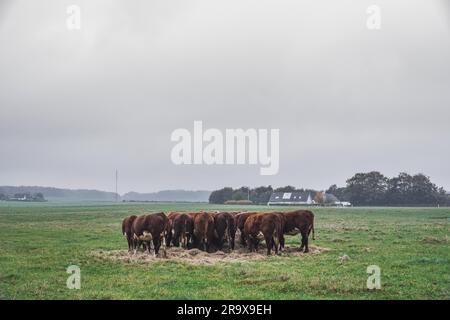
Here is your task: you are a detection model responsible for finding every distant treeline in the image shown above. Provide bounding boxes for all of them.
[0,186,210,202]
[209,171,450,206]
[0,186,117,201]
[122,190,211,202]
[0,192,46,202]
[209,186,318,205]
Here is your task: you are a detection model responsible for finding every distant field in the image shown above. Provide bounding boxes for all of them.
[0,202,448,299]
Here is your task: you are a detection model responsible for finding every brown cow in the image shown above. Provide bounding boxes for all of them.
[155,211,169,243]
[244,213,283,255]
[122,215,137,251]
[271,212,286,251]
[186,212,201,219]
[131,213,168,255]
[171,213,194,248]
[281,210,315,252]
[213,212,237,250]
[193,212,215,252]
[235,212,259,246]
[166,212,182,246]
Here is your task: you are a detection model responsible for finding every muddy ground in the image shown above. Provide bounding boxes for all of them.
[92,244,330,266]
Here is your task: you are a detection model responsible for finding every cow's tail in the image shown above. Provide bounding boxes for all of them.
[273,229,279,249]
[225,217,230,243]
[182,218,188,247]
[309,217,315,240]
[161,230,168,258]
[203,220,209,245]
[274,221,282,249]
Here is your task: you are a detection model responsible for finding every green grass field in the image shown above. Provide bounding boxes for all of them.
[0,202,448,300]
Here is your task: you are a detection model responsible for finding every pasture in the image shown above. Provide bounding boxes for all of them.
[0,202,448,299]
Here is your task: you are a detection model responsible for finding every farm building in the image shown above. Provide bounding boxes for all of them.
[267,191,314,206]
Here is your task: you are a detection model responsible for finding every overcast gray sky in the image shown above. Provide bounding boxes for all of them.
[0,0,449,193]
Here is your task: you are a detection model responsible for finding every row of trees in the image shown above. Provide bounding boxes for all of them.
[209,185,318,205]
[209,171,449,206]
[327,171,448,206]
[0,193,46,202]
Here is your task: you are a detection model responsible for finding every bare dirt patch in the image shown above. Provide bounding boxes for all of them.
[92,245,330,266]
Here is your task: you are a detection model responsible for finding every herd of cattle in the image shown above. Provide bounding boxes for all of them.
[122,210,315,256]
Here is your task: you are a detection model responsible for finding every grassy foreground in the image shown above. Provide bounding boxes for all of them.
[0,202,448,300]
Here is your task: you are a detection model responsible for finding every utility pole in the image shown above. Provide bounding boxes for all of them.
[115,169,118,202]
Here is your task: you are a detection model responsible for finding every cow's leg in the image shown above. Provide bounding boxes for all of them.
[272,235,280,255]
[240,230,246,246]
[186,234,191,249]
[129,236,134,252]
[255,238,260,252]
[218,236,224,250]
[130,236,136,252]
[299,229,309,252]
[177,233,182,247]
[247,237,253,252]
[223,228,229,248]
[153,238,160,256]
[126,236,131,251]
[165,231,172,248]
[133,237,139,251]
[249,237,258,253]
[299,233,305,252]
[173,230,179,247]
[162,234,167,257]
[181,233,186,248]
[192,234,198,248]
[265,236,272,255]
[179,233,183,248]
[131,238,135,251]
[177,228,183,247]
[303,234,309,253]
[135,240,143,254]
[186,234,191,248]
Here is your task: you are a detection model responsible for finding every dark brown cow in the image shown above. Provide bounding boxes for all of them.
[131,213,168,255]
[193,212,215,252]
[281,210,315,252]
[166,212,182,246]
[186,212,201,219]
[244,213,283,255]
[235,212,258,246]
[122,215,137,251]
[213,212,237,250]
[171,213,194,248]
[155,211,169,244]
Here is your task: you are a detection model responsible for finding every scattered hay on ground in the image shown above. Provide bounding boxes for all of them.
[421,236,449,244]
[92,245,330,266]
